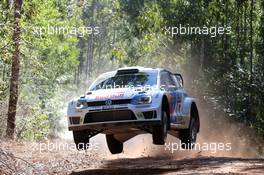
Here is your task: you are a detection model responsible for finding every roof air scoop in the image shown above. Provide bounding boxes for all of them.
[116,68,139,75]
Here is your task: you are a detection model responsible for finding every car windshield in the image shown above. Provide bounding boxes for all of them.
[90,72,157,90]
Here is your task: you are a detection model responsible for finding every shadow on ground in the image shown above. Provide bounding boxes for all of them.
[70,156,264,175]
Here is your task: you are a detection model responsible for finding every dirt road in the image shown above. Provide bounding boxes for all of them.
[1,138,264,175]
[1,100,264,174]
[72,156,264,175]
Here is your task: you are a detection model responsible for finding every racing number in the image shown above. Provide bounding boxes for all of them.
[176,93,182,113]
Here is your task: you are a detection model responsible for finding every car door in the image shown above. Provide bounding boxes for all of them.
[170,73,185,124]
[160,71,177,122]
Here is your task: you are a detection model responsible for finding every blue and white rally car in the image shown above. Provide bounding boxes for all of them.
[67,67,200,154]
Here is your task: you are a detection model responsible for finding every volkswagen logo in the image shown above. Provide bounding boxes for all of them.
[105,99,112,105]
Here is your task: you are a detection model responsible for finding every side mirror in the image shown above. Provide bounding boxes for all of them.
[174,73,184,87]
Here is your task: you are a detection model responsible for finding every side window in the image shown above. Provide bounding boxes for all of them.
[160,72,167,87]
[171,74,180,88]
[160,71,175,89]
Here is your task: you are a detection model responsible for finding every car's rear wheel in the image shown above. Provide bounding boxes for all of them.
[179,117,198,149]
[152,110,168,145]
[106,135,123,154]
[73,130,90,150]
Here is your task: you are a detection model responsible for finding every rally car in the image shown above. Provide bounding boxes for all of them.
[67,67,200,154]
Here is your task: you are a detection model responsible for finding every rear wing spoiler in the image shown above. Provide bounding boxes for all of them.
[174,73,184,87]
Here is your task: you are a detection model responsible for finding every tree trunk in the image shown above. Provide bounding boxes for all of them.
[6,0,23,139]
[224,0,228,66]
[249,0,253,80]
[200,38,204,71]
[77,37,85,85]
[89,31,94,76]
[85,0,96,78]
[236,0,240,65]
[242,2,247,67]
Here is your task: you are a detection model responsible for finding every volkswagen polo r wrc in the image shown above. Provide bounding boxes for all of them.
[67,67,200,154]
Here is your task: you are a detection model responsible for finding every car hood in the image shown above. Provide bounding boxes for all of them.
[83,88,154,101]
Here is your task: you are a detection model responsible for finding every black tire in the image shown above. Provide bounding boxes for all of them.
[179,117,198,149]
[106,135,123,154]
[73,130,90,150]
[152,110,168,145]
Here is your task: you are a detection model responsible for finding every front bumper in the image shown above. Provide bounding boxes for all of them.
[67,101,162,131]
[68,119,161,131]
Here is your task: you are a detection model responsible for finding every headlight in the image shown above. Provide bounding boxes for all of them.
[131,94,152,105]
[76,98,87,109]
[76,101,84,108]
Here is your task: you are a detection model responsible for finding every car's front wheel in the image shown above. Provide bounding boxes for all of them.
[106,135,123,154]
[152,110,168,145]
[179,117,198,149]
[73,130,90,150]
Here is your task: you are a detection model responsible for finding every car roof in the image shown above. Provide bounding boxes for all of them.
[89,67,161,90]
[117,66,161,72]
[96,67,181,82]
[98,67,161,77]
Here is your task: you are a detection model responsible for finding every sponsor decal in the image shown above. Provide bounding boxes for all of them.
[95,93,124,100]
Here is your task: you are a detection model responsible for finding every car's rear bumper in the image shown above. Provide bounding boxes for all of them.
[68,119,161,131]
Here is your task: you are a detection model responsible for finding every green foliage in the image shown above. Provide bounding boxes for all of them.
[17,112,50,141]
[0,0,83,139]
[119,0,264,135]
